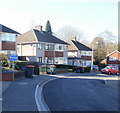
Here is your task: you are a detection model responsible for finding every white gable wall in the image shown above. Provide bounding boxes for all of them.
[17,44,37,56]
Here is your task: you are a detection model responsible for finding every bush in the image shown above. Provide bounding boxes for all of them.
[2,60,9,67]
[0,53,10,67]
[98,63,106,71]
[84,66,91,72]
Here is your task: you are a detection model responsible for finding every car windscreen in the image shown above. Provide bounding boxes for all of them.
[105,66,111,69]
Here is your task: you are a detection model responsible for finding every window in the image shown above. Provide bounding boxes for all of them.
[45,57,53,64]
[45,57,48,64]
[55,44,64,51]
[45,43,54,50]
[45,44,49,50]
[59,45,62,50]
[81,51,85,55]
[109,57,116,61]
[37,43,42,49]
[55,57,58,64]
[1,51,7,54]
[17,47,19,52]
[38,57,42,63]
[63,46,67,51]
[86,51,90,56]
[105,66,111,69]
[49,44,54,50]
[1,33,16,42]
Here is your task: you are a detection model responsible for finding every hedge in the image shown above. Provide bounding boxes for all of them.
[15,61,42,75]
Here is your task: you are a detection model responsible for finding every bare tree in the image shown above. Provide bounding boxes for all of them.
[98,30,118,54]
[55,25,85,41]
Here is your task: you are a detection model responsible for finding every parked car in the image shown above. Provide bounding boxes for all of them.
[101,66,119,75]
[93,65,99,70]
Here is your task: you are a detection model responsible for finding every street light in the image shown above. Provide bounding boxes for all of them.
[91,41,98,72]
[91,45,93,71]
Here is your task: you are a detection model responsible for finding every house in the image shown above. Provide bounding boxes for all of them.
[67,37,92,66]
[0,24,20,55]
[106,50,120,67]
[17,25,69,65]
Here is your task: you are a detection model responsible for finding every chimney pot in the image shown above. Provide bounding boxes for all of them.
[35,25,43,31]
[71,37,77,41]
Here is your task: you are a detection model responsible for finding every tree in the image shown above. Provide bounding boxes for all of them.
[55,25,84,41]
[91,37,106,62]
[98,30,118,54]
[45,20,52,34]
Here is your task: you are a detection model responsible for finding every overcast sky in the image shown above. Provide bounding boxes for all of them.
[0,0,118,41]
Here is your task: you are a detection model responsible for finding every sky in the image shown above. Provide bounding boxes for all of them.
[0,0,118,41]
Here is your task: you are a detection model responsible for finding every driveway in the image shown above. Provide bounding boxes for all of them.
[43,73,119,111]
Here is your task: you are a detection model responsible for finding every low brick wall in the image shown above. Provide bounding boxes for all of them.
[0,71,26,81]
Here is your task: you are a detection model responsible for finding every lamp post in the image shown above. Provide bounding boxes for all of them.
[91,44,93,71]
[91,41,98,72]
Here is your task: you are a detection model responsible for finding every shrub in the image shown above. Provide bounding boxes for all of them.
[84,66,91,72]
[1,53,10,67]
[98,63,106,71]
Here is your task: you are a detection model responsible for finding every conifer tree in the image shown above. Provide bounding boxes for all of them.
[45,20,52,34]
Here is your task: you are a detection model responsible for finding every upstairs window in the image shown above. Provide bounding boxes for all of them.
[109,57,116,61]
[1,33,16,42]
[59,45,62,50]
[45,43,54,50]
[45,44,49,50]
[37,43,42,49]
[64,46,67,51]
[49,44,54,50]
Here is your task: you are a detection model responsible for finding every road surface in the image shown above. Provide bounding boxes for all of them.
[43,74,119,111]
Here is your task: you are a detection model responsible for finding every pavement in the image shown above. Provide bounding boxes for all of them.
[1,74,57,112]
[1,71,120,112]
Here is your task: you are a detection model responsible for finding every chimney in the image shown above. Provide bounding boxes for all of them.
[71,37,77,41]
[35,25,43,31]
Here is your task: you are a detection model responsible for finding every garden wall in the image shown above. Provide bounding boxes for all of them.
[0,71,26,81]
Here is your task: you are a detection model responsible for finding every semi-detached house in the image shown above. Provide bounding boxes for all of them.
[67,37,92,66]
[0,24,20,55]
[17,25,69,64]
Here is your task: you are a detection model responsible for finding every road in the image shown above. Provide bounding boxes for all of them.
[43,74,119,111]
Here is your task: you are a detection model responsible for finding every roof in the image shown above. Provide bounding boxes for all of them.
[71,40,92,51]
[17,30,37,43]
[33,29,69,45]
[0,24,20,34]
[106,50,120,57]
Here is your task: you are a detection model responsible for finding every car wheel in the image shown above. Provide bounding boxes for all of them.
[116,73,118,75]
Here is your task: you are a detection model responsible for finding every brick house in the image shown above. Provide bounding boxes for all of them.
[0,24,20,55]
[17,25,69,64]
[106,50,120,67]
[67,37,92,66]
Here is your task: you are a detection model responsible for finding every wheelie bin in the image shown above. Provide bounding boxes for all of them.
[26,65,35,78]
